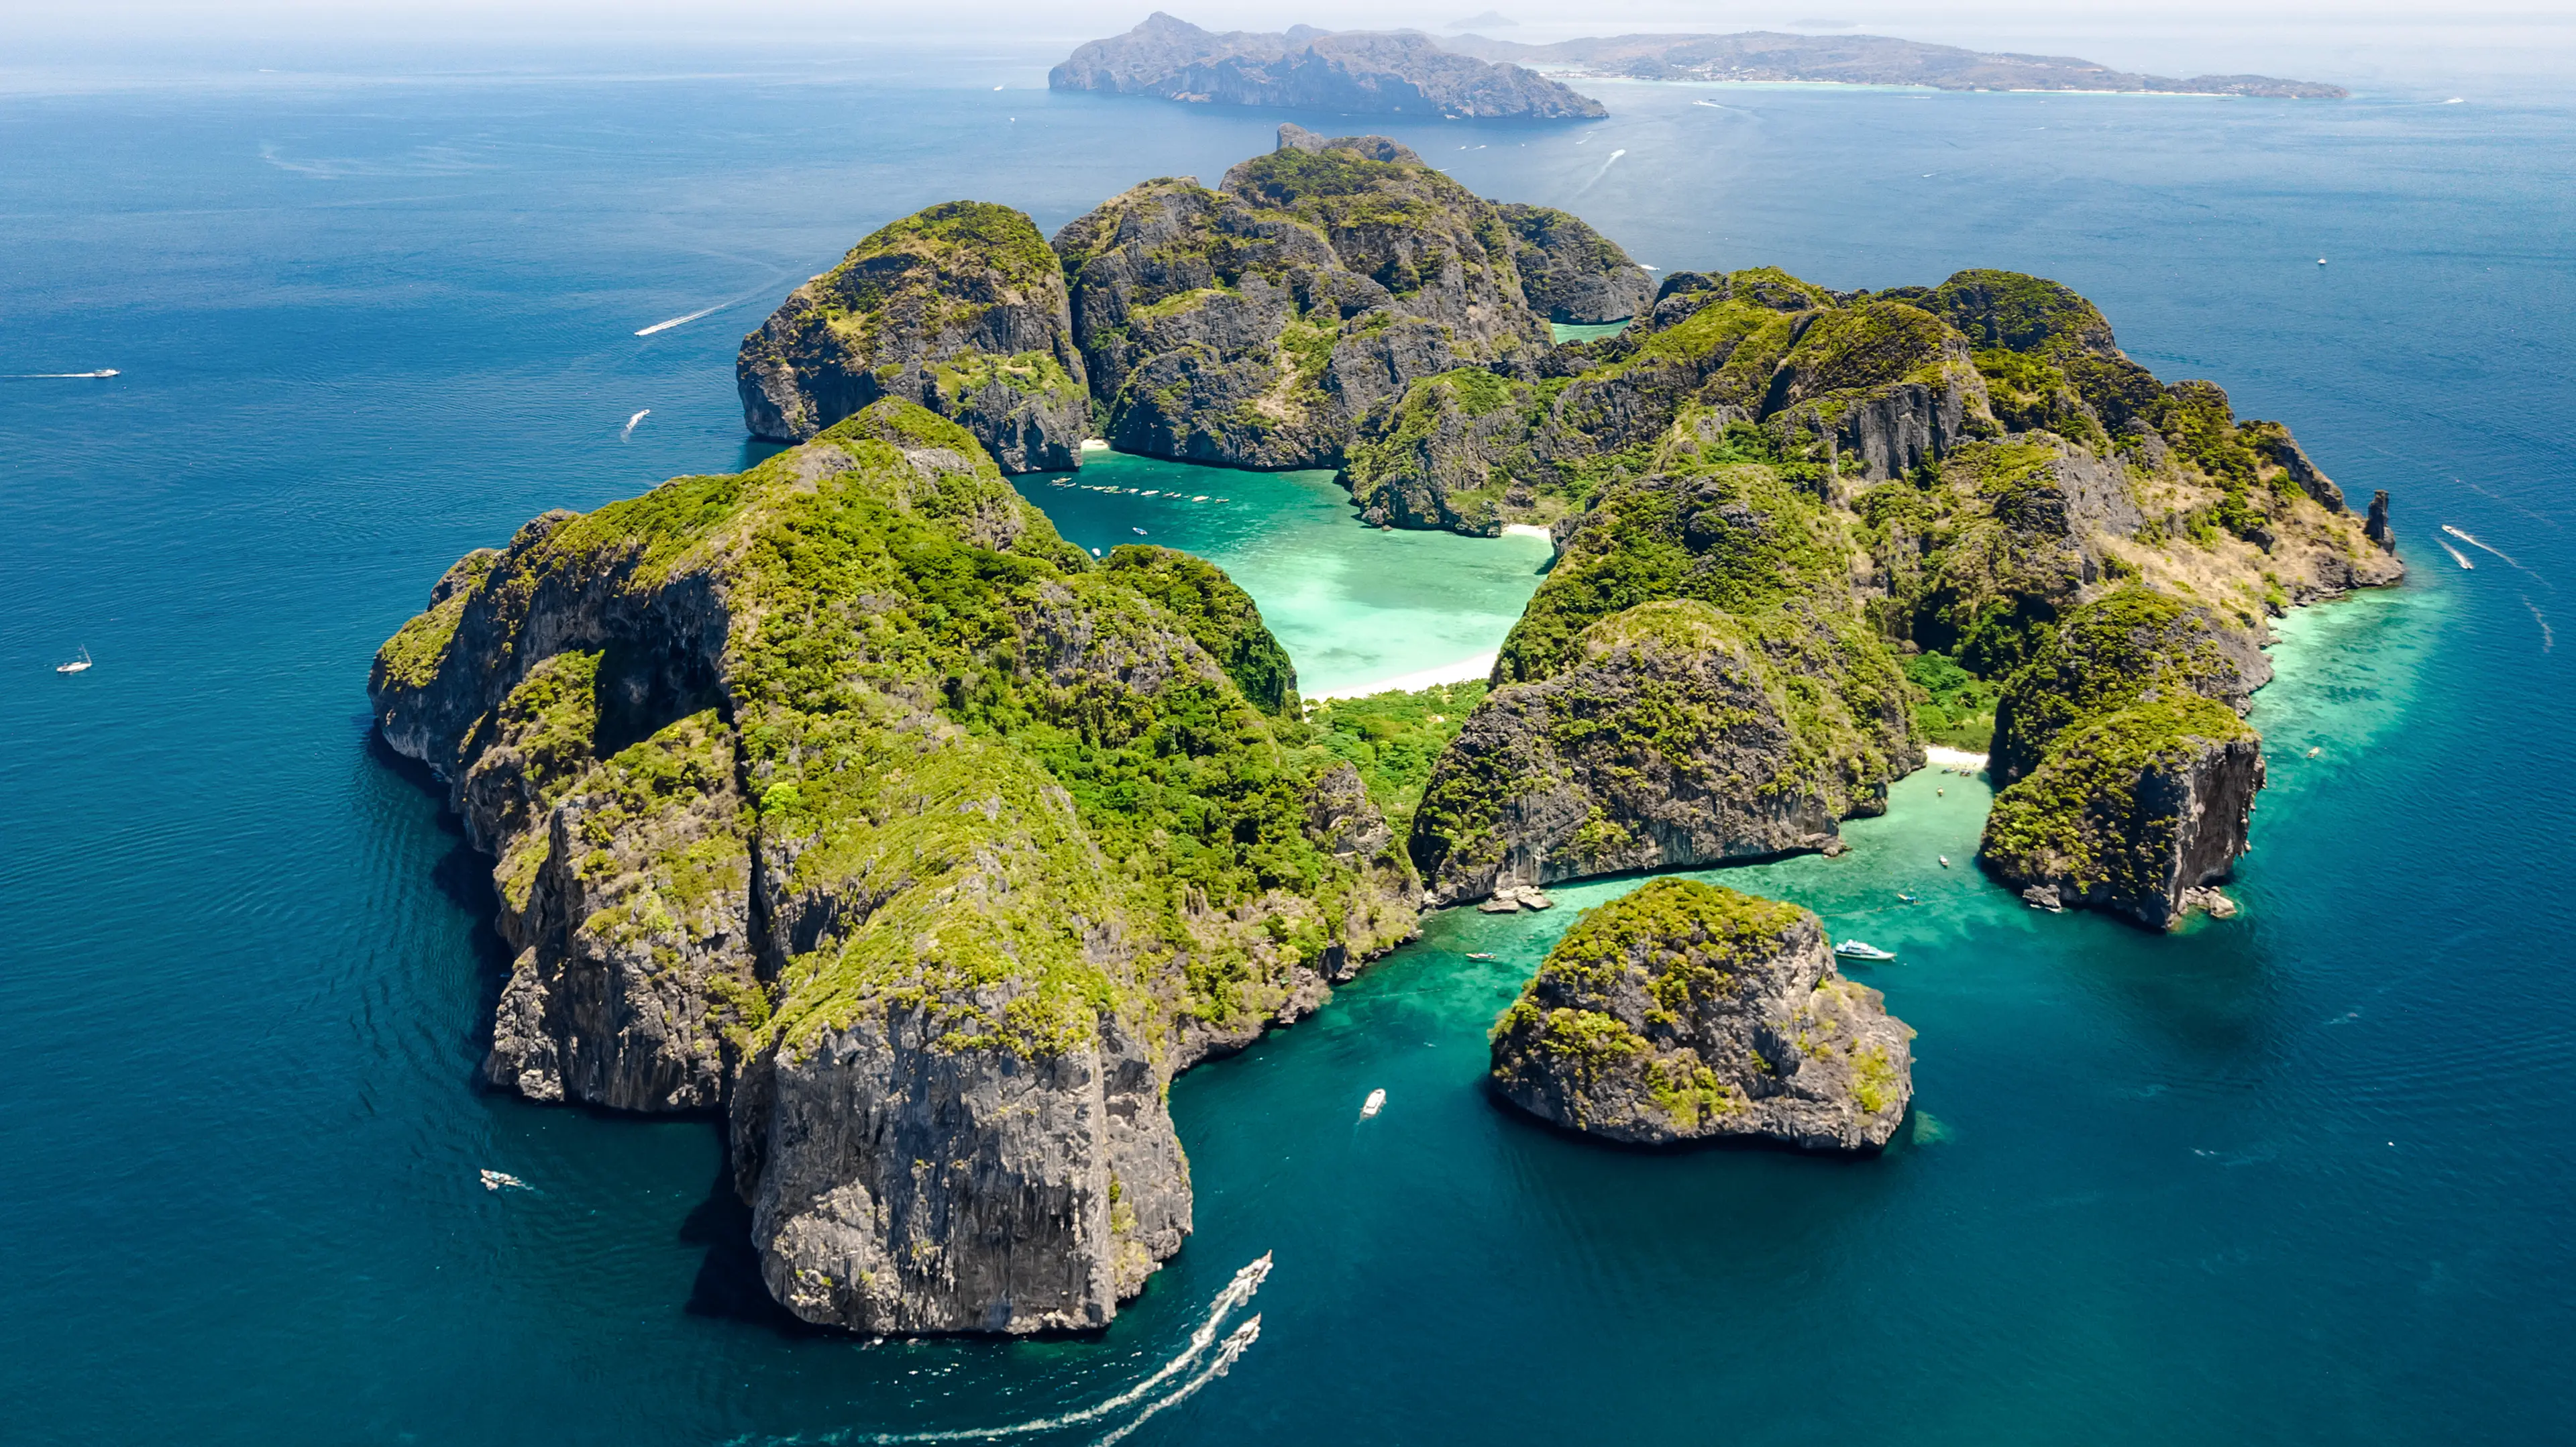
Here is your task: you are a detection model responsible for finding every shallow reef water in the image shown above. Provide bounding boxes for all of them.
[1,42,2571,1446]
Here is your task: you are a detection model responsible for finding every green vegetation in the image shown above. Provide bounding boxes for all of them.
[376,398,1414,1068]
[1989,586,2249,778]
[1299,682,1488,839]
[1904,649,1999,749]
[1981,693,2255,898]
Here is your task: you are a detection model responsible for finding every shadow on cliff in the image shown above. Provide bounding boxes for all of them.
[678,1157,831,1335]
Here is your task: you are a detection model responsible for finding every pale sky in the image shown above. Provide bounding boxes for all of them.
[7,1,2571,95]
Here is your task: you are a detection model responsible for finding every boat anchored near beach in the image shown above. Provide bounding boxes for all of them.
[56,647,93,674]
[1833,941,1897,963]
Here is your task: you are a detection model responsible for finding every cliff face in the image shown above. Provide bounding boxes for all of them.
[370,399,1416,1334]
[1051,127,1555,470]
[1390,260,2398,918]
[1497,204,1654,324]
[1346,271,1988,534]
[1979,696,2264,929]
[1409,455,1919,905]
[1049,13,1606,119]
[737,202,1089,471]
[1489,877,1913,1149]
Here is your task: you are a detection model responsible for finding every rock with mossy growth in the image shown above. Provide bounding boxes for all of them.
[1497,203,1653,324]
[1052,126,1552,470]
[1986,586,2270,788]
[1979,694,2264,930]
[1488,877,1913,1150]
[1407,452,1917,904]
[370,398,1418,1334]
[737,201,1089,471]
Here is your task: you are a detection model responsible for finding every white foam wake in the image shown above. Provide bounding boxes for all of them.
[2442,524,2518,568]
[1576,148,1627,195]
[1087,1317,1261,1447]
[848,1252,1272,1445]
[636,305,724,337]
[2437,540,2473,570]
[623,409,650,439]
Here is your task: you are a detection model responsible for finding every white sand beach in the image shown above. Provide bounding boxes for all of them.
[1308,652,1497,702]
[1925,745,1990,772]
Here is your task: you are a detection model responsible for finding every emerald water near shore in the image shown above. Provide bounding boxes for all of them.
[4,42,2574,1447]
[1021,450,1552,696]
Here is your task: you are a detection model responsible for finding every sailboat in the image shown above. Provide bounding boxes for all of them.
[56,647,93,674]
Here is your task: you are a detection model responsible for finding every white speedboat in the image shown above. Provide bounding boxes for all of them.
[56,647,92,674]
[1359,1088,1386,1119]
[1833,941,1897,963]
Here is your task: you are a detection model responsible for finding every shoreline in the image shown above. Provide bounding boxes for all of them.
[1309,651,1497,702]
[1924,744,1990,772]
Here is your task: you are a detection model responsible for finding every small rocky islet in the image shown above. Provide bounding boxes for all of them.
[371,125,2400,1334]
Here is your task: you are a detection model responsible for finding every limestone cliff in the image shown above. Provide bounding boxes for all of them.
[371,398,1416,1334]
[1052,126,1553,470]
[1050,14,1606,119]
[1489,877,1913,1149]
[738,202,1089,471]
[1399,262,2399,920]
[1497,204,1653,325]
[1409,454,1919,905]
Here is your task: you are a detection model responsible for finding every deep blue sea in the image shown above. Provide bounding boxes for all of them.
[4,43,2573,1445]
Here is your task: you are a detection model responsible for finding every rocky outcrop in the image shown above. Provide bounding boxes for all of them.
[1488,877,1912,1149]
[2367,490,2395,551]
[1497,204,1653,324]
[1987,587,2270,788]
[1411,600,1915,904]
[1052,127,1552,470]
[1050,13,1605,119]
[1979,695,2264,930]
[738,201,1088,471]
[371,399,1417,1334]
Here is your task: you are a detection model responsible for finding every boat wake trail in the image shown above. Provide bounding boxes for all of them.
[838,1252,1273,1445]
[2442,524,2518,568]
[1576,148,1627,195]
[2522,596,2553,652]
[5,370,119,379]
[1087,1318,1262,1447]
[636,305,724,337]
[623,409,650,439]
[2437,540,2474,570]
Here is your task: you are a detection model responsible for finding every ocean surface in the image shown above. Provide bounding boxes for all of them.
[3,48,2573,1445]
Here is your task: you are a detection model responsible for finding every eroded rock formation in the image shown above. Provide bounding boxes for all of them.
[1489,877,1913,1149]
[372,399,1417,1333]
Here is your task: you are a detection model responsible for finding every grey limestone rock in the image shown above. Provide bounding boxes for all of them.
[738,201,1089,471]
[1489,877,1913,1150]
[1497,203,1654,324]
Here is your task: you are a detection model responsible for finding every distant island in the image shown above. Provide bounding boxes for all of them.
[1049,15,2347,116]
[1442,30,2350,99]
[1049,12,1603,120]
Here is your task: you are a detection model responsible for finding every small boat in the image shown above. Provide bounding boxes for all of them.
[1465,951,1496,961]
[2306,747,2322,758]
[56,647,92,674]
[1833,941,1898,963]
[1896,893,1917,904]
[1359,1088,1387,1119]
[479,1169,529,1191]
[1130,527,1147,535]
[1937,855,1951,868]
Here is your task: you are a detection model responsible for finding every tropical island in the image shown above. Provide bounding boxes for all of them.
[1049,14,2347,116]
[371,125,2398,1337]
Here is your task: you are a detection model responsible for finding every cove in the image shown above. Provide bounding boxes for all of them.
[1019,449,1554,696]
